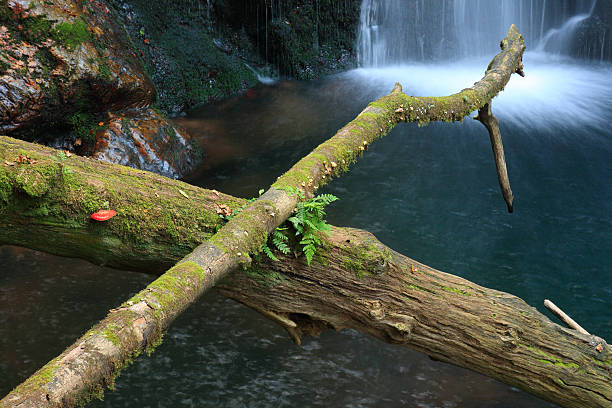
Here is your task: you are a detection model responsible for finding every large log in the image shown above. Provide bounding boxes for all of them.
[1,137,610,408]
[4,26,606,408]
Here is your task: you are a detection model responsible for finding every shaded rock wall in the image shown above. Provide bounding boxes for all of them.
[0,0,155,137]
[106,0,362,112]
[108,0,260,115]
[216,0,362,80]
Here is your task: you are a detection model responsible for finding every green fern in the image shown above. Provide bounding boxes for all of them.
[262,244,279,261]
[220,187,338,266]
[272,228,290,254]
[285,192,338,265]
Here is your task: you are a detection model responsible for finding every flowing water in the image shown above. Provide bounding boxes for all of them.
[357,0,602,64]
[2,1,612,407]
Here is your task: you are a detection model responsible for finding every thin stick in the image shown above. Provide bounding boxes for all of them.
[544,299,590,335]
[475,103,514,213]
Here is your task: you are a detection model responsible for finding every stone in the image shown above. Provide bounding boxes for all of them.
[92,108,200,179]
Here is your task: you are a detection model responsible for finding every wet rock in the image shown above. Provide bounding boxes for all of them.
[572,6,612,62]
[0,0,154,136]
[92,108,201,179]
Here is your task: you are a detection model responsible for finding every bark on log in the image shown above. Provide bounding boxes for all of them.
[4,26,603,408]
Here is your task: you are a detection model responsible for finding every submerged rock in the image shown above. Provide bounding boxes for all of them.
[92,108,200,179]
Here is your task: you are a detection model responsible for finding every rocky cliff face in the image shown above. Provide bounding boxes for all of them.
[215,0,362,79]
[108,0,260,115]
[0,0,154,135]
[0,0,199,178]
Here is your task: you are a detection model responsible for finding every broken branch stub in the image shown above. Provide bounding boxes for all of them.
[475,102,515,212]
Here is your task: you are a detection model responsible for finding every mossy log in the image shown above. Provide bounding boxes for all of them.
[1,138,611,408]
[4,26,605,408]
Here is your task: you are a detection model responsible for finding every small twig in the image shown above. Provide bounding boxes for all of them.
[544,299,590,335]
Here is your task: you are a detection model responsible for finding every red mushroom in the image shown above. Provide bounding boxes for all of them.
[91,209,116,221]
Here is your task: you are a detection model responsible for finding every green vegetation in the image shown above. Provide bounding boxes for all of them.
[218,0,361,79]
[340,241,391,278]
[107,0,258,114]
[282,188,338,265]
[441,285,471,296]
[52,19,91,50]
[521,344,580,369]
[97,60,112,79]
[67,112,102,145]
[214,187,337,266]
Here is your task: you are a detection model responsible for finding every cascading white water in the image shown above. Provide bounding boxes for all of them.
[535,0,598,53]
[357,0,600,66]
[357,0,452,66]
[353,0,612,134]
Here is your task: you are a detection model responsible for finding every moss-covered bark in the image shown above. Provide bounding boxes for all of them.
[220,228,611,408]
[0,137,243,271]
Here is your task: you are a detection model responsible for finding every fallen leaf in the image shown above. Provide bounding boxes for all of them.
[595,343,603,353]
[216,204,232,216]
[4,160,15,166]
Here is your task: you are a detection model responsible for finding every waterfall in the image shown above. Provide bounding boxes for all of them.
[356,0,451,66]
[357,0,602,67]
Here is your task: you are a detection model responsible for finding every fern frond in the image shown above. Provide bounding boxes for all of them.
[262,244,279,261]
[317,194,338,205]
[273,229,288,241]
[272,229,290,254]
[303,243,316,265]
[274,240,290,254]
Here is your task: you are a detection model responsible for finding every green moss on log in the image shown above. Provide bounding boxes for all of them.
[0,137,245,270]
[340,241,392,279]
[207,201,275,262]
[7,358,60,400]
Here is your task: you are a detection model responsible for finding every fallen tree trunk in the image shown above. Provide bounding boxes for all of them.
[4,26,609,408]
[1,135,611,408]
